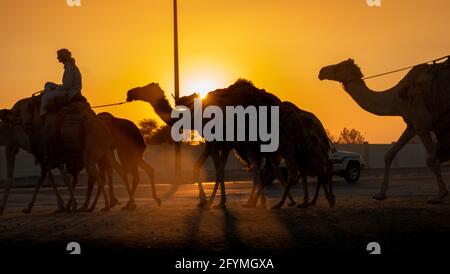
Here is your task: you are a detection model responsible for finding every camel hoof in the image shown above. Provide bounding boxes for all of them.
[66,201,77,212]
[22,207,32,214]
[427,191,449,204]
[212,203,226,210]
[427,198,444,205]
[76,206,89,213]
[155,198,162,207]
[197,199,209,208]
[71,202,78,211]
[242,203,256,208]
[373,194,387,201]
[296,203,308,208]
[122,202,136,211]
[54,208,66,214]
[271,204,282,210]
[326,193,336,208]
[257,203,267,209]
[109,199,119,209]
[87,207,96,212]
[101,207,110,212]
[288,202,297,207]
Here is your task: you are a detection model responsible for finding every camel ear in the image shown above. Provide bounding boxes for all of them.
[348,58,354,64]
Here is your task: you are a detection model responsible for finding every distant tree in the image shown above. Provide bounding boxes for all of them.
[325,128,337,143]
[148,125,174,144]
[337,127,365,144]
[138,119,159,143]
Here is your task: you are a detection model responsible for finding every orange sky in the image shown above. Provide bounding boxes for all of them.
[1,0,449,143]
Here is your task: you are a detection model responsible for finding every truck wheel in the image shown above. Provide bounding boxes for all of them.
[344,162,360,183]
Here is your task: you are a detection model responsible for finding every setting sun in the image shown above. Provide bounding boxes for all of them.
[185,79,221,99]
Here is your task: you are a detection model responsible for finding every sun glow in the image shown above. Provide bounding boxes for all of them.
[187,81,217,99]
[183,68,230,100]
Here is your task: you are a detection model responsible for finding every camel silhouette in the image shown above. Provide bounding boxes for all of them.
[0,95,130,214]
[319,58,450,203]
[95,112,161,210]
[127,79,334,209]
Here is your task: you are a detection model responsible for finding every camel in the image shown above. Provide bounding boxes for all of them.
[94,112,161,210]
[127,80,330,209]
[0,118,69,214]
[0,95,129,214]
[176,92,335,208]
[175,80,287,209]
[127,83,228,207]
[126,81,273,208]
[319,58,450,203]
[269,101,334,208]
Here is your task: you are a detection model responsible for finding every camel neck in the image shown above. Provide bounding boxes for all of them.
[151,98,176,126]
[343,79,402,116]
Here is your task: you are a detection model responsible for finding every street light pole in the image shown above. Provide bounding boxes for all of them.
[173,0,181,184]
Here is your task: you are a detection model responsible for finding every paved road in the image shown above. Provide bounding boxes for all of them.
[1,171,447,210]
[0,172,450,262]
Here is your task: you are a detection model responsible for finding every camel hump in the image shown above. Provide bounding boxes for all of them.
[280,101,330,171]
[113,117,147,152]
[98,113,147,155]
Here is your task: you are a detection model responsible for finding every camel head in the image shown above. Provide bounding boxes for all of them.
[97,112,114,122]
[176,93,201,109]
[126,82,165,104]
[0,109,12,122]
[319,59,364,83]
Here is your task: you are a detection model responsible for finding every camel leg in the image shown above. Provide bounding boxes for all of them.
[251,158,298,208]
[194,145,211,207]
[138,158,161,206]
[243,165,263,208]
[309,176,321,206]
[246,151,264,209]
[122,166,139,211]
[22,169,49,214]
[416,130,449,204]
[47,171,66,213]
[374,126,416,200]
[110,155,132,199]
[89,166,110,212]
[0,146,17,215]
[245,180,258,207]
[23,169,65,214]
[57,165,76,212]
[314,173,335,208]
[270,161,298,207]
[272,160,297,210]
[244,163,272,208]
[323,164,336,207]
[78,163,97,212]
[207,151,222,207]
[296,175,309,208]
[99,168,110,211]
[87,167,105,212]
[66,175,78,211]
[106,167,119,208]
[212,149,230,209]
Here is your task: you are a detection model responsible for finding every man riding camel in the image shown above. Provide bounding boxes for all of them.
[40,48,82,115]
[35,49,112,172]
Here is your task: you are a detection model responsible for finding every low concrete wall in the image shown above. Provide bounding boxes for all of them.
[335,143,428,169]
[0,143,430,181]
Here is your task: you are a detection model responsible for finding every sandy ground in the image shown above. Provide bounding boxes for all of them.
[1,171,450,266]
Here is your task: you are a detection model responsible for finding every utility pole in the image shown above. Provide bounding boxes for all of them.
[173,0,181,184]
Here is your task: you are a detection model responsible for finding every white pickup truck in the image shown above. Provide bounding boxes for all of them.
[276,145,365,183]
[329,145,365,183]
